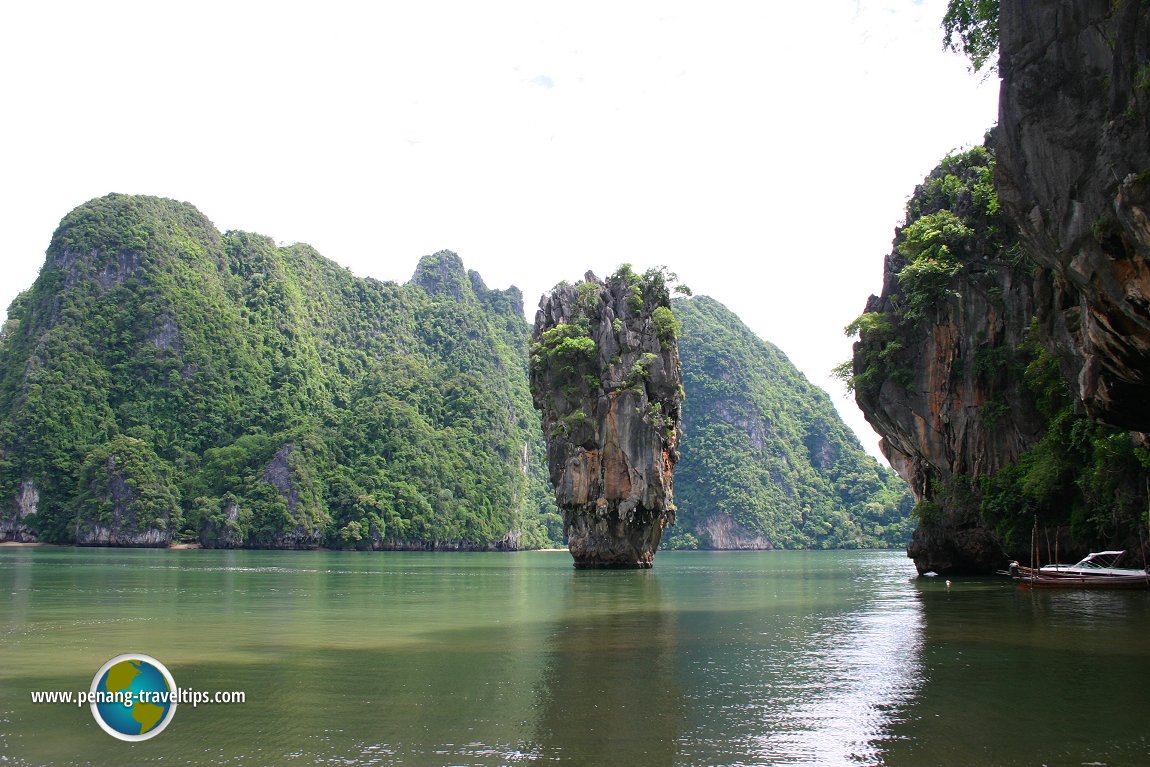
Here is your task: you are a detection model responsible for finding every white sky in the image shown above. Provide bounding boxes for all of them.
[0,0,998,461]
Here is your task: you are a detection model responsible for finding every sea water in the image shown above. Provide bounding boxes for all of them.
[1,547,1147,766]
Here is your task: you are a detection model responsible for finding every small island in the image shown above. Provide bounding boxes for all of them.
[530,266,684,568]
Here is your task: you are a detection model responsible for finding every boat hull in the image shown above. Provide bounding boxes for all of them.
[1014,573,1150,590]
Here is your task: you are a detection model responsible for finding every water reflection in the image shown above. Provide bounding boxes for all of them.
[530,571,683,765]
[14,549,1066,766]
[884,578,1150,767]
[657,555,928,766]
[748,573,925,765]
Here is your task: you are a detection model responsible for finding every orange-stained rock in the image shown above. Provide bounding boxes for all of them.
[851,139,1043,575]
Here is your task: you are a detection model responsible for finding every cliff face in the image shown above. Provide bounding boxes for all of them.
[0,480,39,543]
[851,144,1045,574]
[851,1,1150,573]
[997,0,1150,430]
[530,268,683,568]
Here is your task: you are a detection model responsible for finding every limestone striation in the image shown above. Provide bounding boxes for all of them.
[997,0,1150,431]
[0,479,41,543]
[530,268,683,568]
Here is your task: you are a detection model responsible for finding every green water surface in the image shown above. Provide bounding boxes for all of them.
[1,548,1147,766]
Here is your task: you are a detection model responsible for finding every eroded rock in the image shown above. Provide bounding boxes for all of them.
[0,479,40,543]
[997,0,1150,430]
[851,142,1038,574]
[530,268,683,568]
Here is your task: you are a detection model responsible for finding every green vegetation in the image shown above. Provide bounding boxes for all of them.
[834,312,908,395]
[609,264,692,310]
[72,436,182,538]
[838,144,1010,397]
[2,195,914,553]
[1135,63,1150,92]
[895,211,969,321]
[662,531,699,550]
[673,296,913,550]
[897,147,1007,320]
[0,194,560,548]
[532,321,596,375]
[843,141,1150,559]
[942,0,999,73]
[979,341,1150,553]
[652,306,681,347]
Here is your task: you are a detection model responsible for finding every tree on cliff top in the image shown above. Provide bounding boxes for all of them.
[943,0,999,73]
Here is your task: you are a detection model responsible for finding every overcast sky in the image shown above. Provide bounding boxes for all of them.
[0,0,998,460]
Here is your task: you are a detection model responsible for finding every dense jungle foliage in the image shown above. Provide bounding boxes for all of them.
[976,341,1150,557]
[0,194,560,547]
[673,296,913,550]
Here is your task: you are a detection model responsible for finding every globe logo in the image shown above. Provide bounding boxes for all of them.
[89,654,178,741]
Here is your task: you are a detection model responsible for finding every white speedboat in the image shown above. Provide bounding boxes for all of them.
[1039,550,1147,577]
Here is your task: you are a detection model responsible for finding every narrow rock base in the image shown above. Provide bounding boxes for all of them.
[566,510,665,569]
[572,557,654,569]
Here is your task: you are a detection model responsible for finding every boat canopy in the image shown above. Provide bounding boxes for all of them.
[1072,551,1126,568]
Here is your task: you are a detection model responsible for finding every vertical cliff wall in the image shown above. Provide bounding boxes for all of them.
[530,267,683,568]
[997,0,1150,430]
[848,0,1150,574]
[850,143,1043,574]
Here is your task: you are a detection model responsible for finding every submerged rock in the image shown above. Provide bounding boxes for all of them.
[530,268,683,568]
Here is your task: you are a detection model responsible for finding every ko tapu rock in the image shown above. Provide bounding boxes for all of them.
[530,266,684,568]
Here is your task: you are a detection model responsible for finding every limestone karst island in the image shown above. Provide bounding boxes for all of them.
[529,268,685,568]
